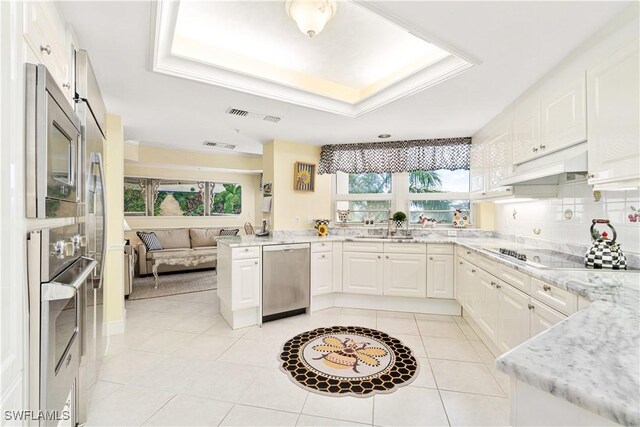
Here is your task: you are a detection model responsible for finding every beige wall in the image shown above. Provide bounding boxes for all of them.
[123,142,262,235]
[103,114,125,329]
[474,202,495,231]
[263,140,331,230]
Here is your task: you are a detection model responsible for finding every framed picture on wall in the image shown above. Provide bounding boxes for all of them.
[294,162,316,192]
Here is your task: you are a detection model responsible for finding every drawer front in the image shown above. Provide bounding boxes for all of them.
[427,243,454,255]
[477,255,499,275]
[384,242,426,254]
[456,246,478,264]
[343,242,384,253]
[498,265,530,294]
[232,246,260,259]
[531,277,577,315]
[311,242,332,253]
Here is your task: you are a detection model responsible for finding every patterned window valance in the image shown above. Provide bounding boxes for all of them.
[318,138,472,175]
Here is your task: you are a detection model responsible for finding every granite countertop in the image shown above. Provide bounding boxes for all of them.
[218,233,640,424]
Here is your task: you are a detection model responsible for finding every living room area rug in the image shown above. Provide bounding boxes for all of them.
[279,326,418,397]
[129,269,217,300]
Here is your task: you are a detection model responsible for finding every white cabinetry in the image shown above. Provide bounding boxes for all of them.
[587,40,640,189]
[529,298,567,337]
[23,1,73,103]
[343,252,384,295]
[512,95,542,165]
[383,253,426,298]
[427,254,453,299]
[470,137,487,197]
[231,257,260,309]
[496,281,530,353]
[471,113,513,199]
[476,271,499,344]
[311,251,333,296]
[541,73,587,152]
[457,259,479,318]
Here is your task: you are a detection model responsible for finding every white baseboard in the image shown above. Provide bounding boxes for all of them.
[102,309,127,336]
[332,293,461,315]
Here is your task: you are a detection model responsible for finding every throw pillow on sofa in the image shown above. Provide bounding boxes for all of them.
[137,231,163,251]
[219,229,240,237]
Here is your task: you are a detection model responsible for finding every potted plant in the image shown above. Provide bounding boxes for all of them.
[392,211,407,228]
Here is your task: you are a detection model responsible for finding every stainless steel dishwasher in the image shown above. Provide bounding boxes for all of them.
[262,243,310,322]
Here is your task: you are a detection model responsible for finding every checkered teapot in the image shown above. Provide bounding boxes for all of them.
[585,219,627,270]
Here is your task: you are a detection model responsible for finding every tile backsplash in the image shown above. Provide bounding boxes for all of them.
[494,181,640,255]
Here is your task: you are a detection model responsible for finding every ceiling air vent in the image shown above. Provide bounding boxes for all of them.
[226,107,282,123]
[203,141,237,150]
[226,108,249,117]
[263,115,281,123]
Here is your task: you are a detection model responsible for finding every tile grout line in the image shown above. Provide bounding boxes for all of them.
[137,392,177,426]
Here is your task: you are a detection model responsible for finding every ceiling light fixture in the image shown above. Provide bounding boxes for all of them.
[378,134,391,139]
[286,0,336,38]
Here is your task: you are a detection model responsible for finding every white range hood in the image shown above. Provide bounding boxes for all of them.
[500,142,588,186]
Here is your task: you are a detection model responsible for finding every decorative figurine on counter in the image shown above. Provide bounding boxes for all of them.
[453,209,468,228]
[418,214,436,228]
[585,219,627,269]
[337,209,350,226]
[314,219,330,236]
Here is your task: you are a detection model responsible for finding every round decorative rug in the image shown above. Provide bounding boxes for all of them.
[279,326,418,397]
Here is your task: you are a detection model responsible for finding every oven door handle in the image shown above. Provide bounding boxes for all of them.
[41,257,97,302]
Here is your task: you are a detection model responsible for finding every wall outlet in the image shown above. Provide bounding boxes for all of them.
[447,230,457,236]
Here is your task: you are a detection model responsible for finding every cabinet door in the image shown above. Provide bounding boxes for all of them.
[463,263,480,319]
[497,282,530,353]
[530,300,566,337]
[476,271,499,345]
[383,253,426,298]
[487,127,512,192]
[587,41,640,186]
[455,259,465,304]
[427,255,453,299]
[470,139,486,196]
[512,97,541,164]
[311,252,333,296]
[231,258,260,309]
[541,73,586,152]
[343,252,383,295]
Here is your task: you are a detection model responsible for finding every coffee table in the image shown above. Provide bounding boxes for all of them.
[151,252,218,289]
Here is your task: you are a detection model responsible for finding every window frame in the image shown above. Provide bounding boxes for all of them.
[332,171,472,226]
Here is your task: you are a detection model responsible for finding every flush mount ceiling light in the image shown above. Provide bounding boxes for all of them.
[286,0,337,38]
[378,134,391,139]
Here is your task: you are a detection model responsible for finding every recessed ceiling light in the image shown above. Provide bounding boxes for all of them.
[378,134,391,139]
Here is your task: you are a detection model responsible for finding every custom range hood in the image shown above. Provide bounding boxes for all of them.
[500,142,588,186]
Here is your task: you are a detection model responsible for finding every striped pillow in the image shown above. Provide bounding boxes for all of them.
[137,231,163,251]
[219,228,240,237]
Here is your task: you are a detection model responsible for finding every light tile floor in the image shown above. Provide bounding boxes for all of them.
[88,290,510,426]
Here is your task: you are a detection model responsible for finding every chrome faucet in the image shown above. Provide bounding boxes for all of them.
[386,210,392,237]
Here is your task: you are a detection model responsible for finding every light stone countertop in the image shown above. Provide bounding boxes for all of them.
[218,234,640,424]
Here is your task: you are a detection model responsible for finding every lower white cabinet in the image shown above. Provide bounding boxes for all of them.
[343,252,384,295]
[529,298,567,337]
[383,253,427,298]
[496,281,531,353]
[459,261,480,319]
[427,254,454,299]
[231,258,260,309]
[311,252,333,296]
[477,271,499,344]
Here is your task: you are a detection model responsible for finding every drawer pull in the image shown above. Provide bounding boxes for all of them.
[528,304,535,310]
[429,256,434,260]
[40,44,51,55]
[466,251,471,254]
[378,255,381,259]
[496,284,502,289]
[491,281,496,287]
[540,144,546,150]
[244,249,249,252]
[459,261,463,265]
[471,269,476,273]
[321,254,326,258]
[543,284,551,291]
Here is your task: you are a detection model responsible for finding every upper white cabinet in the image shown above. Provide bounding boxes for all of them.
[512,95,542,165]
[343,252,384,295]
[541,73,587,152]
[471,112,513,199]
[470,137,487,197]
[383,253,427,298]
[23,1,73,103]
[587,40,640,189]
[311,251,333,296]
[427,254,454,299]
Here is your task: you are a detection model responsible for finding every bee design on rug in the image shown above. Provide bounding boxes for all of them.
[312,336,388,373]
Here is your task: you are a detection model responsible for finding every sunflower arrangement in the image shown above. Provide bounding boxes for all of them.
[317,223,329,236]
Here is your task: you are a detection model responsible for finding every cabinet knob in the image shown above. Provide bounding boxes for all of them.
[40,44,51,55]
[321,254,326,258]
[532,147,538,152]
[491,281,496,287]
[378,255,381,259]
[429,256,434,260]
[254,261,259,265]
[588,173,596,179]
[528,304,535,310]
[385,255,389,259]
[471,269,476,273]
[540,144,546,150]
[543,284,551,291]
[62,82,71,89]
[496,284,502,289]
[466,251,471,254]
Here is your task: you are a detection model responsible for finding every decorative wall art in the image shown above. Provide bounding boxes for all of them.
[294,162,316,192]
